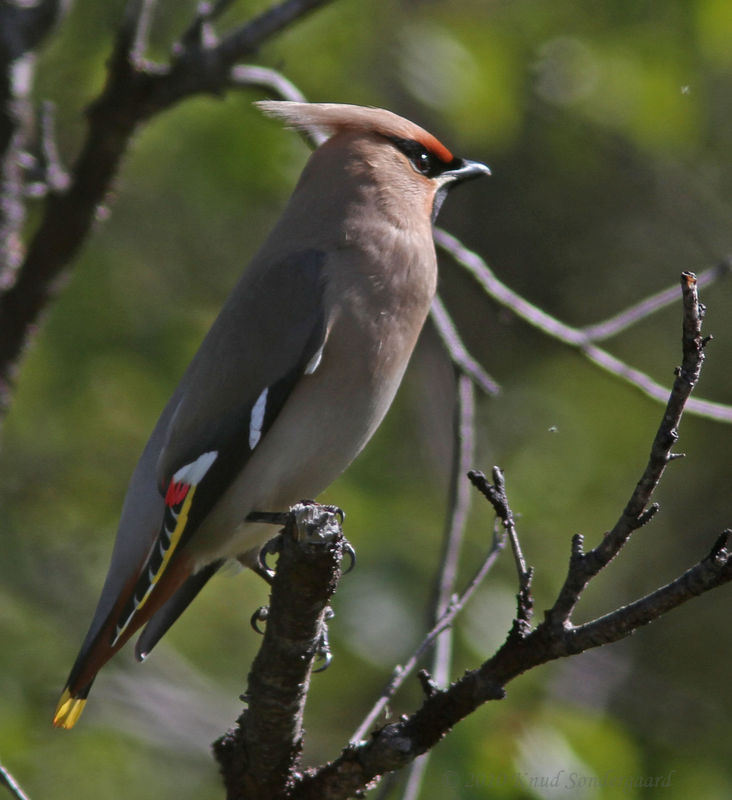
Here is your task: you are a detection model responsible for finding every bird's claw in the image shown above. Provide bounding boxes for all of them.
[342,541,356,575]
[313,649,332,672]
[250,605,269,634]
[313,606,334,672]
[256,534,283,579]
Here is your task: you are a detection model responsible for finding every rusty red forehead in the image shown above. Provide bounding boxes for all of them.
[414,131,454,164]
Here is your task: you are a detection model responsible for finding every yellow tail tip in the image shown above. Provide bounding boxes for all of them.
[53,688,87,729]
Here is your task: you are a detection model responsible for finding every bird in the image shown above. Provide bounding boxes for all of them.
[53,101,490,728]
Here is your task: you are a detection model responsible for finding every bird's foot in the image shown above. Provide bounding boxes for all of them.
[342,540,356,575]
[246,510,290,525]
[250,605,269,635]
[254,534,283,582]
[313,606,335,672]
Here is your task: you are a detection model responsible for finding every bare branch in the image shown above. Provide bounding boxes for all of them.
[230,65,310,104]
[350,378,501,746]
[213,503,346,799]
[286,274,731,800]
[434,228,732,423]
[580,255,731,341]
[294,531,731,800]
[0,0,67,275]
[387,373,475,799]
[0,761,30,800]
[349,519,506,746]
[123,0,158,64]
[0,0,338,418]
[429,296,500,395]
[549,272,706,624]
[433,374,477,629]
[216,0,335,70]
[469,467,533,635]
[567,531,731,651]
[179,0,238,50]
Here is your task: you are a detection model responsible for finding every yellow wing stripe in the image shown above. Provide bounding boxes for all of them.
[137,486,196,612]
[110,485,198,647]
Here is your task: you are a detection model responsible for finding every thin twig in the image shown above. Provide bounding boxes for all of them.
[120,0,158,63]
[400,754,428,800]
[580,256,731,341]
[401,372,476,800]
[549,272,706,624]
[566,530,731,651]
[429,296,500,395]
[468,467,533,635]
[230,65,309,103]
[434,228,732,423]
[180,0,238,48]
[0,763,30,800]
[434,374,477,638]
[350,524,505,744]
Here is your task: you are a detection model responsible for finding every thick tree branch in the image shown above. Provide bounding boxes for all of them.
[0,0,336,415]
[0,0,66,278]
[213,503,346,800]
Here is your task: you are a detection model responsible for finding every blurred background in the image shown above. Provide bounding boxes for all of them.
[1,0,731,797]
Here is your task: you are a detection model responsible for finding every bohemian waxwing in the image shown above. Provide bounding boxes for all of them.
[53,101,490,728]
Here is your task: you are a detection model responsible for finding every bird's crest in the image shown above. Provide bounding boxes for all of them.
[257,101,454,166]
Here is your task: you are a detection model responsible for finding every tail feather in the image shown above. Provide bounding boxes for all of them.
[53,684,92,729]
[135,559,223,661]
[53,556,193,729]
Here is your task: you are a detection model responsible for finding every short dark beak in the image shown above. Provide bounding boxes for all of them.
[432,158,491,222]
[443,158,492,184]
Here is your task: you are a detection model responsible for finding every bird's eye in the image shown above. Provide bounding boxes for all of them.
[412,148,434,175]
[388,137,443,178]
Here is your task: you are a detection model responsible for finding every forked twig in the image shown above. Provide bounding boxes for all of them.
[548,271,707,625]
[350,528,505,744]
[434,228,732,423]
[469,467,533,636]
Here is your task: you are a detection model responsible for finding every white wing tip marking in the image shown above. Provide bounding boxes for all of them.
[173,450,218,484]
[304,343,324,375]
[249,387,269,449]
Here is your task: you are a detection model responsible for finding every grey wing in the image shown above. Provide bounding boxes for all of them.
[72,250,328,666]
[155,249,329,489]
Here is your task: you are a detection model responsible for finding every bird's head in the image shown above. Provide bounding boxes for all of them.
[257,101,490,224]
